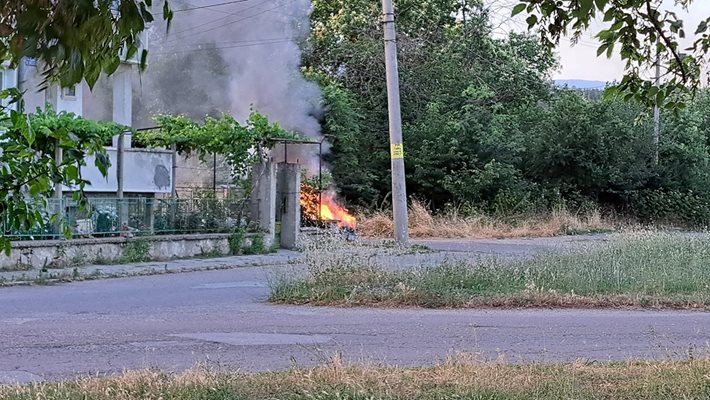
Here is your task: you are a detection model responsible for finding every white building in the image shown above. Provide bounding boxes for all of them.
[1,59,173,197]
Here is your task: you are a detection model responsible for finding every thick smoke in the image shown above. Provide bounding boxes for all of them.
[133,0,323,166]
[219,0,322,136]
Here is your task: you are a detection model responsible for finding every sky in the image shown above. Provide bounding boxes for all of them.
[489,0,710,82]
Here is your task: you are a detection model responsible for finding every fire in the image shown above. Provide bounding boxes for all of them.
[300,186,357,229]
[318,195,357,228]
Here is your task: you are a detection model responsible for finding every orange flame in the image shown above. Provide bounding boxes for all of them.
[300,186,357,229]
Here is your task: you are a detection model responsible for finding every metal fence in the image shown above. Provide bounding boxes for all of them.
[3,195,251,240]
[172,186,237,200]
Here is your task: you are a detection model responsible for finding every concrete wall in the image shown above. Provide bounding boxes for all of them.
[82,77,113,122]
[0,233,268,270]
[174,154,233,189]
[69,148,173,193]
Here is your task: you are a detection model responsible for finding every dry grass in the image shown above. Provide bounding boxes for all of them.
[358,200,616,239]
[3,358,710,399]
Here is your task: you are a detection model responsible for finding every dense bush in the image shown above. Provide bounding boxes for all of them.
[309,0,710,226]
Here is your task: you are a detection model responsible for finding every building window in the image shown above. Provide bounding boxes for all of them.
[62,85,77,98]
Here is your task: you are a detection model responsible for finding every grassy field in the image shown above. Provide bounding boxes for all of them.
[271,233,710,309]
[3,360,710,399]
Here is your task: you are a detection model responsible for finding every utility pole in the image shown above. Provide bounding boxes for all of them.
[382,0,409,245]
[653,46,661,166]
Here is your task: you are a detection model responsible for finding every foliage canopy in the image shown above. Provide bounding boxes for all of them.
[0,0,169,253]
[514,0,710,109]
[0,0,172,88]
[136,112,299,183]
[0,108,123,252]
[310,0,710,227]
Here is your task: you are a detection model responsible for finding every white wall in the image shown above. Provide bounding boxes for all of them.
[53,85,84,116]
[11,59,174,195]
[0,65,18,111]
[66,148,173,194]
[11,59,83,116]
[17,59,45,113]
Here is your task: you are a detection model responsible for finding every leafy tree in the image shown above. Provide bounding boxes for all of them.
[0,109,123,252]
[513,0,710,109]
[522,92,655,202]
[309,0,556,208]
[136,112,298,183]
[656,91,710,194]
[0,0,172,88]
[0,0,171,252]
[312,74,382,203]
[308,0,710,226]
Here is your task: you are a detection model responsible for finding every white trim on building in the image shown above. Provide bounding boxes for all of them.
[3,58,174,195]
[0,62,19,111]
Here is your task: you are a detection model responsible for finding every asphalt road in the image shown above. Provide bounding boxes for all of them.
[1,236,709,384]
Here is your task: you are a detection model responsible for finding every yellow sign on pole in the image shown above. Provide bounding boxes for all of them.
[391,143,404,159]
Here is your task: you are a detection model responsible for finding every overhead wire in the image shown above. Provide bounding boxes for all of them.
[162,0,297,44]
[154,1,601,62]
[180,0,303,19]
[161,3,266,40]
[163,36,296,50]
[147,0,307,58]
[153,38,293,55]
[155,0,254,15]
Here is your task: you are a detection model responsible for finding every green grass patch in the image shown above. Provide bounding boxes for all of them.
[2,360,710,399]
[270,233,710,309]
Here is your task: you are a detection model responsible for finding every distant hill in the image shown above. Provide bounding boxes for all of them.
[554,79,607,90]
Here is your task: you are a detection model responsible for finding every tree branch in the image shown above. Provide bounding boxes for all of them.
[645,0,688,83]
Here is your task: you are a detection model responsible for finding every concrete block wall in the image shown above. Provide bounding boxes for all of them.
[251,161,303,250]
[277,163,301,250]
[0,233,269,270]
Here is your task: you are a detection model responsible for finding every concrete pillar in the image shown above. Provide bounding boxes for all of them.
[112,64,132,226]
[278,163,301,250]
[250,161,276,244]
[53,141,63,236]
[144,197,155,234]
[112,64,133,148]
[170,145,178,230]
